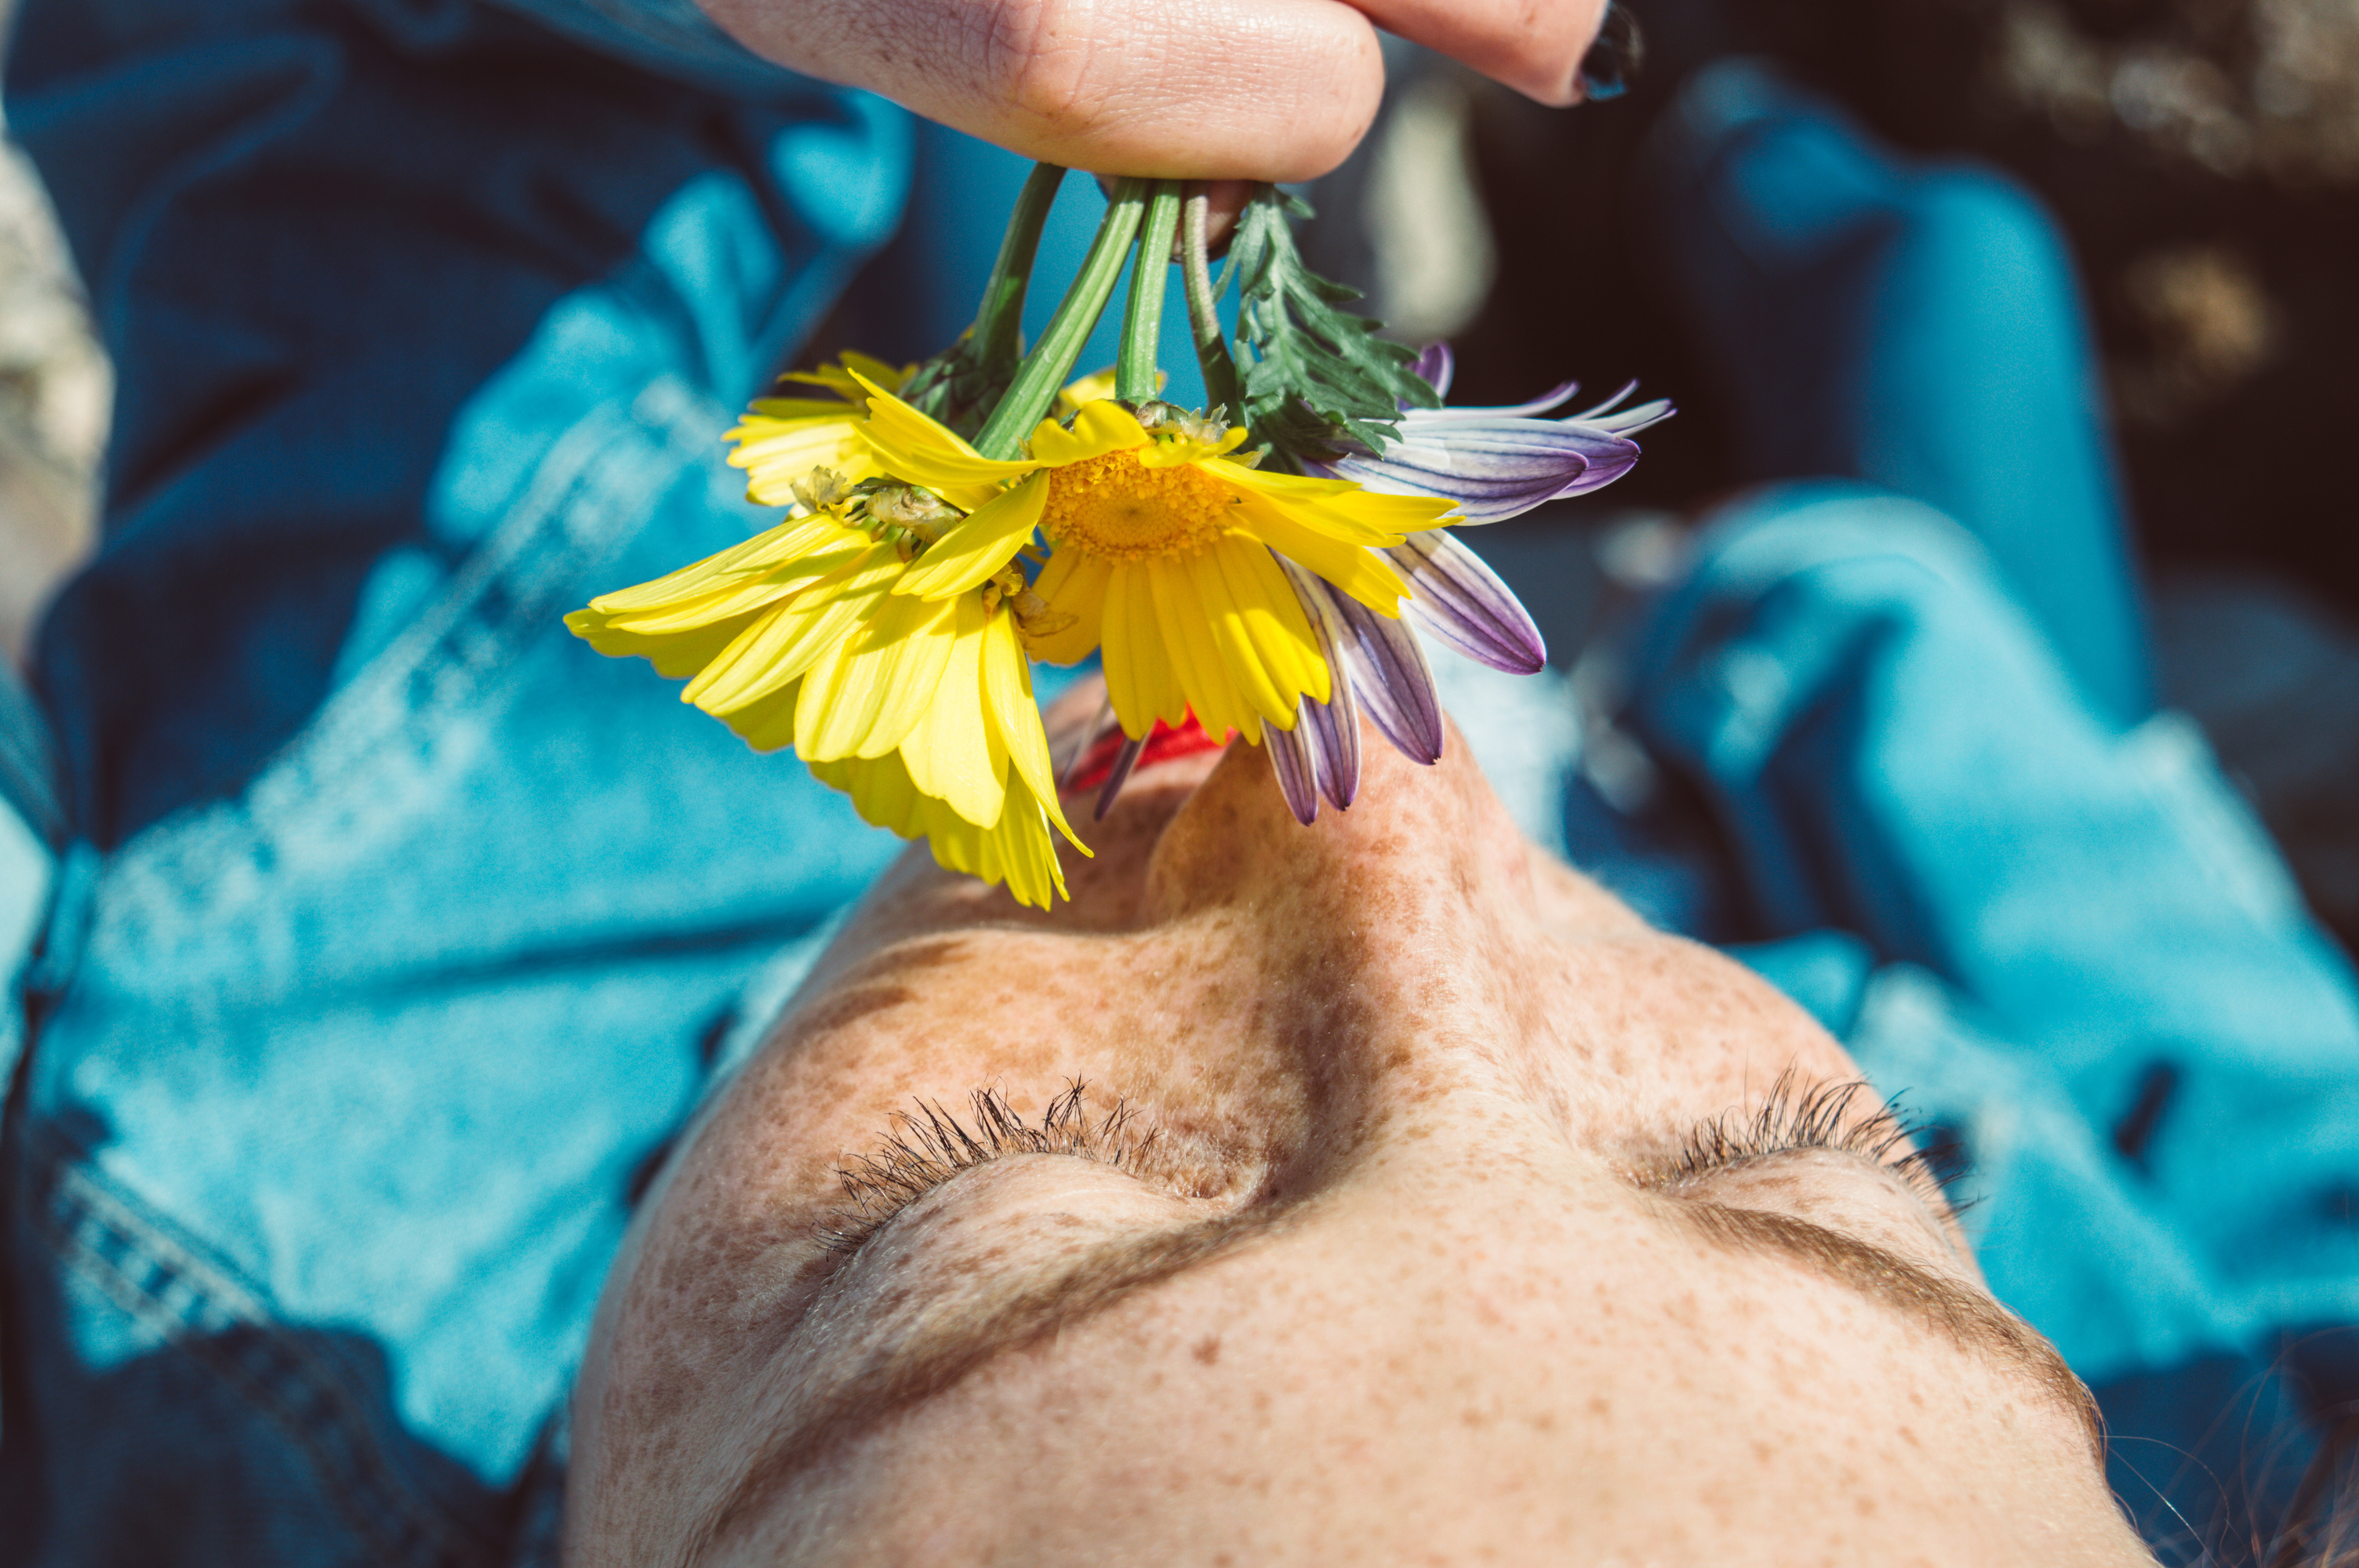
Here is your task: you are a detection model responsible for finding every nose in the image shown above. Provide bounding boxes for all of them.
[1135,717,1513,912]
[1121,707,1641,946]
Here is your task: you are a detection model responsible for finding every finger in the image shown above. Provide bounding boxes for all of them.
[701,0,1387,183]
[1347,0,1611,106]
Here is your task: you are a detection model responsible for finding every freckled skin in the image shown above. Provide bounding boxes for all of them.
[567,685,2157,1567]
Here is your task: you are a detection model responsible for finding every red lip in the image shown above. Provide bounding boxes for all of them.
[1066,713,1232,794]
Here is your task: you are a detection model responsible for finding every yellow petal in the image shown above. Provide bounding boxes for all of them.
[1212,459,1452,543]
[849,372,1038,503]
[722,677,802,753]
[979,608,1085,852]
[1027,400,1149,467]
[589,569,805,638]
[733,400,856,426]
[1190,543,1303,728]
[812,746,1071,909]
[776,351,911,404]
[729,419,878,506]
[837,350,914,393]
[1023,546,1110,666]
[1209,535,1329,710]
[591,522,873,637]
[1055,366,1120,416]
[1152,557,1252,741]
[894,470,1049,600]
[851,593,963,758]
[564,604,763,680]
[811,750,921,837]
[899,593,1006,828]
[1233,494,1412,615]
[585,514,857,615]
[1103,562,1187,739]
[976,769,1072,907]
[683,541,902,714]
[794,591,960,761]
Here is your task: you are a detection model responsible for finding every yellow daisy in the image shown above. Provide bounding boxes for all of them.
[565,501,1087,909]
[851,373,1456,743]
[725,351,912,508]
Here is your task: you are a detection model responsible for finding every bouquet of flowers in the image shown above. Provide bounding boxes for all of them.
[567,171,1668,907]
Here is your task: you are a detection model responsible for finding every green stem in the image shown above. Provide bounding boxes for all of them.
[1180,184,1241,418]
[972,163,1066,361]
[1115,181,1183,403]
[972,177,1150,460]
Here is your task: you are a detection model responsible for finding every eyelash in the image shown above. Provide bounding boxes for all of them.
[821,1070,1971,1256]
[821,1081,1155,1257]
[1662,1069,1970,1218]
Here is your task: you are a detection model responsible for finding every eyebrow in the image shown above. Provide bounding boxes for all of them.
[1667,1199,2105,1459]
[696,1178,2103,1553]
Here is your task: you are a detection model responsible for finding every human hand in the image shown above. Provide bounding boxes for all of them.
[696,0,1612,183]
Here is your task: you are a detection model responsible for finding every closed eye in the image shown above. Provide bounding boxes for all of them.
[821,1081,1156,1256]
[1652,1068,1969,1222]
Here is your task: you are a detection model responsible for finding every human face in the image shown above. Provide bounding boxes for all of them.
[566,687,2154,1567]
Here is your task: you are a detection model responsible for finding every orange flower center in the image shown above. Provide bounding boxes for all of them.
[1040,446,1238,561]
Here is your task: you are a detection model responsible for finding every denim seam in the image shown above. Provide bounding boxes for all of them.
[28,1134,502,1566]
[96,373,724,935]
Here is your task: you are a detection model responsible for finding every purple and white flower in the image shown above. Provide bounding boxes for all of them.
[1326,343,1674,525]
[1267,343,1672,823]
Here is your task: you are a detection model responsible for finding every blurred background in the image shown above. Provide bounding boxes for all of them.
[1345,0,2359,963]
[0,0,2349,942]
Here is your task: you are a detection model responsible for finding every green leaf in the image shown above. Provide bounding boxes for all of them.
[1224,185,1441,470]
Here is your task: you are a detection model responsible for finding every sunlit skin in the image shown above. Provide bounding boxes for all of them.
[567,681,2157,1567]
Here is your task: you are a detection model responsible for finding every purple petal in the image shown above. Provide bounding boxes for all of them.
[1285,572,1365,808]
[1411,342,1455,401]
[1566,381,1677,435]
[1385,531,1547,675]
[1333,420,1641,524]
[1398,381,1582,423]
[1324,594,1445,768]
[1280,556,1443,765]
[1057,691,1121,792]
[1094,736,1143,822]
[1265,717,1321,824]
[1337,597,1445,763]
[1303,686,1361,809]
[1539,429,1644,499]
[1567,380,1641,421]
[1587,397,1676,435]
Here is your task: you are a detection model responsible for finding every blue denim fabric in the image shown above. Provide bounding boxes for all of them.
[7,0,906,851]
[0,2,917,1562]
[1638,59,2154,731]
